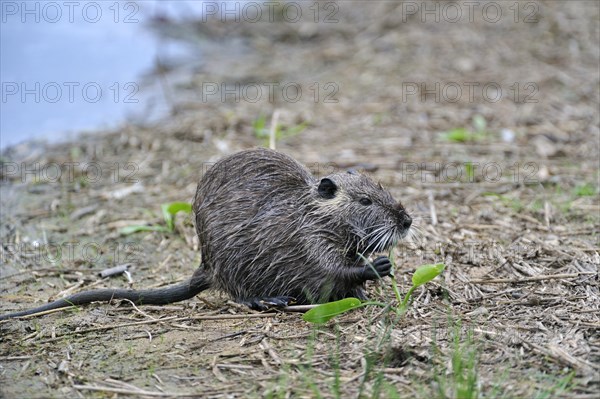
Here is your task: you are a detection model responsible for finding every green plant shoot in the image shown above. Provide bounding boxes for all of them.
[399,263,445,311]
[120,202,192,235]
[162,202,193,231]
[303,262,445,324]
[303,298,363,324]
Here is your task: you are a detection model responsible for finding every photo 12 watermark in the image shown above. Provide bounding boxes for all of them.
[399,1,540,24]
[1,82,139,104]
[1,241,142,265]
[1,161,139,184]
[401,82,539,104]
[198,81,339,104]
[1,1,141,23]
[199,1,340,23]
[394,239,542,266]
[399,161,540,184]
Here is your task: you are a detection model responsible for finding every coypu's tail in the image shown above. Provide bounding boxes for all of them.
[0,268,211,321]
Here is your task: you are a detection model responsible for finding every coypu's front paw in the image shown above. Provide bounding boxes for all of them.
[362,256,392,280]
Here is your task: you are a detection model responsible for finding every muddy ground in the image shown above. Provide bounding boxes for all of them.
[1,1,599,398]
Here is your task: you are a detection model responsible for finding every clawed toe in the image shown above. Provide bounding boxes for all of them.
[241,296,296,311]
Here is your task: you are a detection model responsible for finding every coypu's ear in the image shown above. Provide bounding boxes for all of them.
[318,178,337,199]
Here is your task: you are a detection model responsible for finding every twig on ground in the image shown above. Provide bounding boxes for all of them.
[428,191,437,225]
[261,338,282,365]
[55,281,85,299]
[73,384,179,397]
[0,356,32,361]
[211,355,229,383]
[283,304,318,312]
[119,298,156,320]
[468,272,596,284]
[99,264,131,278]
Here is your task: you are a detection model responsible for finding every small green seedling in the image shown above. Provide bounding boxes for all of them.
[472,114,487,134]
[441,128,472,143]
[253,114,267,137]
[441,115,488,142]
[574,183,597,197]
[161,202,192,231]
[120,202,192,235]
[465,161,475,182]
[399,263,445,311]
[254,114,307,146]
[303,263,445,324]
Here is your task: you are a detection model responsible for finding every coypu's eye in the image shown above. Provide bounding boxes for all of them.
[359,198,372,206]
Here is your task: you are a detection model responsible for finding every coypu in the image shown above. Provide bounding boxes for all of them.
[0,148,412,320]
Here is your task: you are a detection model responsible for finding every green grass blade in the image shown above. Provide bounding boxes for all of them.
[441,128,470,142]
[472,114,487,133]
[253,114,267,137]
[412,263,445,287]
[161,202,192,231]
[303,298,363,324]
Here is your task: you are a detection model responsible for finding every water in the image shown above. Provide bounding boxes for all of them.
[0,1,202,149]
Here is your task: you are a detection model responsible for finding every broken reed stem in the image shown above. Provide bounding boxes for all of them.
[469,271,596,284]
[99,263,131,278]
[428,191,438,225]
[73,384,180,397]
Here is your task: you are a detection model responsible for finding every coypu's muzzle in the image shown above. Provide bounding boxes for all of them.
[394,203,412,237]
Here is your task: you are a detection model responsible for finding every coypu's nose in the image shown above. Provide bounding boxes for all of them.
[394,203,412,229]
[402,215,412,230]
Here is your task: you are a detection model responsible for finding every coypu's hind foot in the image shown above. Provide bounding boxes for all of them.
[241,296,296,311]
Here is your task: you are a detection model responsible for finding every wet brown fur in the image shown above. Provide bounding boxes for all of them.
[192,148,411,304]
